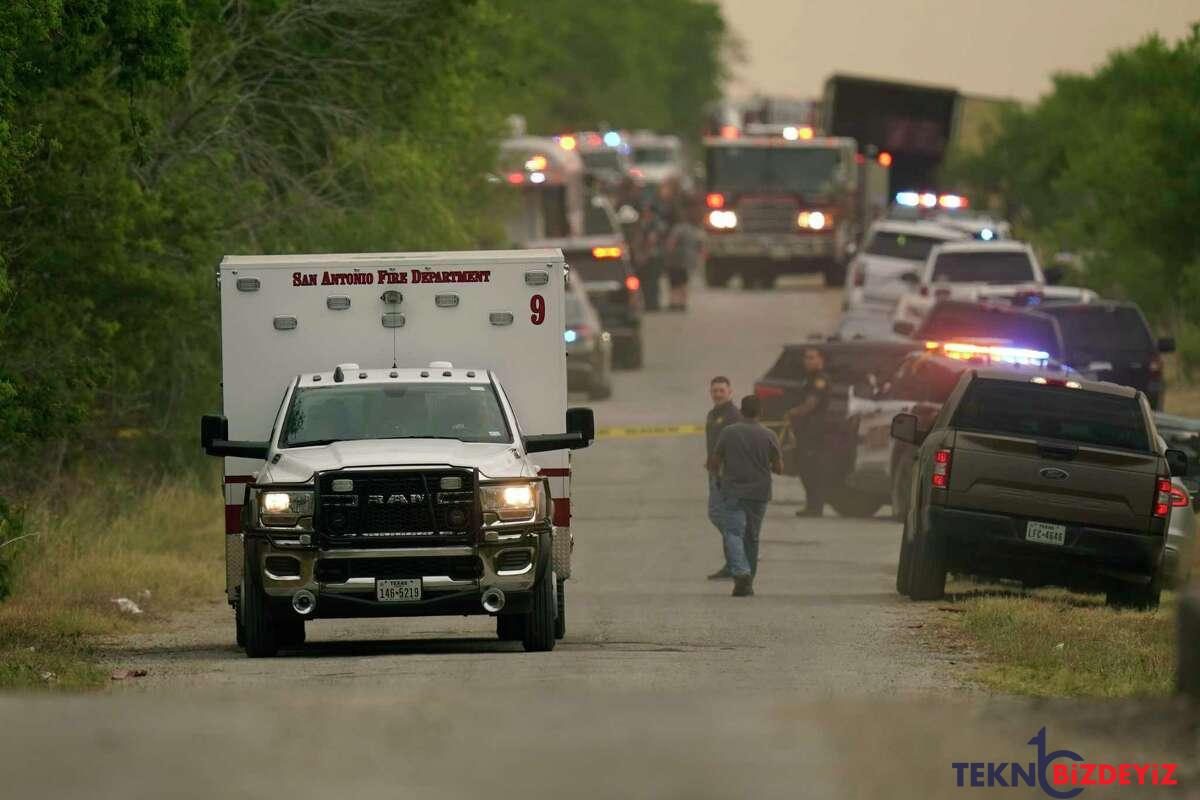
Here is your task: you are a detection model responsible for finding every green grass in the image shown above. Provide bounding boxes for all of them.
[0,472,224,690]
[942,582,1175,697]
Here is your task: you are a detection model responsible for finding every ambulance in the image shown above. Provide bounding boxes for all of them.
[200,249,593,657]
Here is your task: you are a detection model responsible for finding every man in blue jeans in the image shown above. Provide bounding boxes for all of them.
[705,376,741,579]
[708,395,783,597]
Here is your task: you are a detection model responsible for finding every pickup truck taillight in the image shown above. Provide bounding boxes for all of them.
[1154,478,1173,518]
[932,448,952,488]
[754,383,784,399]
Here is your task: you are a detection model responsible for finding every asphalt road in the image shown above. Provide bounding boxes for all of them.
[2,278,1194,798]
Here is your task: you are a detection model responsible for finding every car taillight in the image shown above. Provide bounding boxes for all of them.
[1149,354,1162,374]
[932,448,952,488]
[625,274,640,292]
[1154,478,1173,518]
[1170,484,1189,508]
[754,383,785,399]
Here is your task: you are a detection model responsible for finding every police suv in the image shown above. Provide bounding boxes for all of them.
[200,250,593,657]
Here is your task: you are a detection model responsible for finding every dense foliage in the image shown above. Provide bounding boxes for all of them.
[0,0,729,494]
[945,25,1200,367]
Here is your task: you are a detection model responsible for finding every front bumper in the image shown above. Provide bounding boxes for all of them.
[251,524,553,618]
[930,505,1163,587]
[707,232,834,261]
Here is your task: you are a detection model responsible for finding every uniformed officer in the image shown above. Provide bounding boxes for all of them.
[705,376,741,579]
[785,347,831,517]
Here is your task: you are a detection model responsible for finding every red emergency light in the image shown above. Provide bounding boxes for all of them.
[705,193,725,209]
[878,151,893,167]
[506,172,524,185]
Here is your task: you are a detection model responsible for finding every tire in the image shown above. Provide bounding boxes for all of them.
[828,488,883,519]
[823,261,846,287]
[704,261,730,288]
[896,521,914,596]
[496,614,525,641]
[555,577,566,640]
[522,570,557,652]
[907,525,948,601]
[241,544,280,658]
[1106,573,1163,611]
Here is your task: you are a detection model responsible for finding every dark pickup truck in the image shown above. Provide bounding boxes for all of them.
[893,369,1188,609]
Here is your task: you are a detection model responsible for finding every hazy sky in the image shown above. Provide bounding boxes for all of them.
[717,0,1198,101]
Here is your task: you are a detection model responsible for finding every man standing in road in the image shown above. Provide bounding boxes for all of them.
[705,376,740,579]
[708,395,783,597]
[785,347,831,518]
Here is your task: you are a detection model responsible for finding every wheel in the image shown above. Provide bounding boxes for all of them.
[828,488,883,518]
[496,613,525,641]
[554,577,566,640]
[896,521,914,596]
[241,543,280,658]
[1106,573,1162,610]
[823,261,846,287]
[613,336,643,369]
[907,525,948,601]
[704,261,730,288]
[522,570,557,652]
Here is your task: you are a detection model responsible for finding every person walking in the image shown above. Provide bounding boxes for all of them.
[705,376,741,580]
[664,198,706,312]
[708,395,783,597]
[785,347,831,517]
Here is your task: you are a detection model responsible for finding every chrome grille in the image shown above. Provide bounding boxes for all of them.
[737,199,798,233]
[317,469,476,548]
[314,556,482,582]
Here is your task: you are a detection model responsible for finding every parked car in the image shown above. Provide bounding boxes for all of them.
[1155,412,1200,586]
[895,300,1066,361]
[565,275,613,399]
[894,369,1188,608]
[1043,301,1175,409]
[531,235,644,368]
[843,220,967,312]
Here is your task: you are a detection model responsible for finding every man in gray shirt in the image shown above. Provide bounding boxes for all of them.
[707,395,783,597]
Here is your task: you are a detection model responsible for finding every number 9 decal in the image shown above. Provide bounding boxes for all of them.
[530,294,546,325]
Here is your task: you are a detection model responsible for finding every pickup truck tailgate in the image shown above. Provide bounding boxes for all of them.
[947,431,1161,533]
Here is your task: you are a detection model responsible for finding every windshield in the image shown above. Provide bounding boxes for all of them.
[953,379,1150,452]
[866,231,953,261]
[930,251,1035,283]
[1045,306,1153,353]
[582,150,621,172]
[280,383,511,447]
[634,146,674,165]
[917,307,1061,357]
[706,146,841,194]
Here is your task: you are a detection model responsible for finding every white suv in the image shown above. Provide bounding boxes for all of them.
[843,220,967,312]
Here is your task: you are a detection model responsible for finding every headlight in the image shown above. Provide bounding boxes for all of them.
[707,209,738,230]
[257,489,314,528]
[797,211,829,230]
[481,482,544,524]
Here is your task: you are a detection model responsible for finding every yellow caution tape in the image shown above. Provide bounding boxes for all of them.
[596,420,788,440]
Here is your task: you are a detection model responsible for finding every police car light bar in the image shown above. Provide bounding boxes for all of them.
[927,341,1050,365]
[895,191,920,207]
[938,194,968,209]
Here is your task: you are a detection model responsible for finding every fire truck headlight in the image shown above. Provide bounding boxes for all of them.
[798,211,828,230]
[481,482,544,523]
[258,490,315,528]
[707,210,738,230]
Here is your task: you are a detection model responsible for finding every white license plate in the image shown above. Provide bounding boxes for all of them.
[1025,521,1066,546]
[376,578,422,602]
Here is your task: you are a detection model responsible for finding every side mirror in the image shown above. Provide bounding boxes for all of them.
[1158,337,1176,354]
[900,272,920,285]
[890,413,924,445]
[200,414,270,460]
[1166,448,1189,478]
[566,407,596,446]
[1043,265,1065,285]
[617,205,639,225]
[893,319,916,337]
[525,407,596,453]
